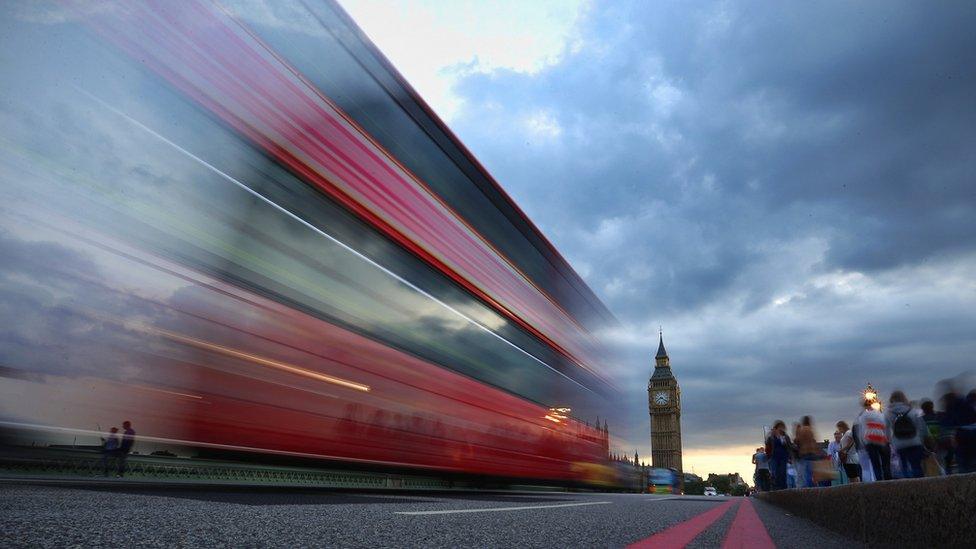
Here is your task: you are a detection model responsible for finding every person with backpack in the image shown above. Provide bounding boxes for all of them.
[885,391,930,478]
[857,399,892,480]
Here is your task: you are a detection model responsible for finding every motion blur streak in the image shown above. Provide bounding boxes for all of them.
[129,385,206,402]
[78,0,610,377]
[0,0,626,486]
[0,421,457,469]
[156,329,372,393]
[76,87,585,392]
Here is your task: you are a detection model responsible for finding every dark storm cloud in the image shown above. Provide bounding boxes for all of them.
[445,1,976,455]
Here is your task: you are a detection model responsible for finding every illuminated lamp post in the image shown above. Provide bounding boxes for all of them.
[863,383,882,411]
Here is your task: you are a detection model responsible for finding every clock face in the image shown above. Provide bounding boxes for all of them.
[654,391,669,405]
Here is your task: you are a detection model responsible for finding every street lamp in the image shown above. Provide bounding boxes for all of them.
[863,383,881,411]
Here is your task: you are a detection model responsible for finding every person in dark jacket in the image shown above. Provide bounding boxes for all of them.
[921,399,940,439]
[957,391,976,474]
[765,420,793,490]
[938,390,962,474]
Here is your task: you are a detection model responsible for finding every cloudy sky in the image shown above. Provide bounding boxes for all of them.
[340,0,976,477]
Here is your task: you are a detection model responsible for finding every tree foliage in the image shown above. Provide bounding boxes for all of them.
[684,480,705,495]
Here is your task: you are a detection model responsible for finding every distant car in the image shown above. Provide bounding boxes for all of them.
[704,487,717,496]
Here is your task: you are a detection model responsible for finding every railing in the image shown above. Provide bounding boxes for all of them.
[0,447,455,490]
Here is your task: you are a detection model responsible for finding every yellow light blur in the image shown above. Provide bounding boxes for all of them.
[133,384,204,400]
[50,294,373,393]
[546,406,571,423]
[864,391,877,401]
[871,402,882,411]
[156,328,371,393]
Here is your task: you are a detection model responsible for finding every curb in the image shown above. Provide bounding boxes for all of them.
[756,474,976,547]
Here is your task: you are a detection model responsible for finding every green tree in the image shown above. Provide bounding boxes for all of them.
[684,480,705,495]
[708,475,732,495]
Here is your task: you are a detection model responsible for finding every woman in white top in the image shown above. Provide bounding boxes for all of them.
[827,430,847,485]
[836,420,861,483]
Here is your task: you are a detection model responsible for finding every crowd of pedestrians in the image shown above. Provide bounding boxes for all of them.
[752,383,976,491]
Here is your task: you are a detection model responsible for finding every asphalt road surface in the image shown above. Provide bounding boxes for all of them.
[0,481,859,548]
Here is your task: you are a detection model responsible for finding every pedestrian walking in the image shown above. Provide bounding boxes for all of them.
[885,391,929,478]
[765,420,792,490]
[919,399,944,476]
[827,430,846,484]
[853,422,875,482]
[957,390,976,474]
[117,420,136,477]
[857,400,892,480]
[794,416,819,488]
[921,399,940,439]
[836,421,861,482]
[752,447,771,491]
[938,389,964,474]
[100,427,120,477]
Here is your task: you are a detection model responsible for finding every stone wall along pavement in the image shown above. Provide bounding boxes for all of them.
[757,474,976,547]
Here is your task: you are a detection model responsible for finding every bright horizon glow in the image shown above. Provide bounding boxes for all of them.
[683,445,759,484]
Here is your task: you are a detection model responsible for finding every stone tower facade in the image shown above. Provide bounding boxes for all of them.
[649,332,683,472]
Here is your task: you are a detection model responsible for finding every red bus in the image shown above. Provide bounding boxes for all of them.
[0,0,620,483]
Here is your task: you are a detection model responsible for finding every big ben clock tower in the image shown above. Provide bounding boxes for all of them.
[649,331,683,472]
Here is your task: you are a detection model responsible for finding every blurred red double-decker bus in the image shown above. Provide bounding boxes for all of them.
[0,0,622,484]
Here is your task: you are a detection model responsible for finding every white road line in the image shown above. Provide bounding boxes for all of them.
[396,501,612,516]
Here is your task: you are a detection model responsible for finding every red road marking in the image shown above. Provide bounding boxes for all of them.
[721,498,776,549]
[627,499,737,548]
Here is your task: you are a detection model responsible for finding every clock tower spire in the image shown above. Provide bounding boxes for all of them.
[649,331,683,472]
[655,329,669,367]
